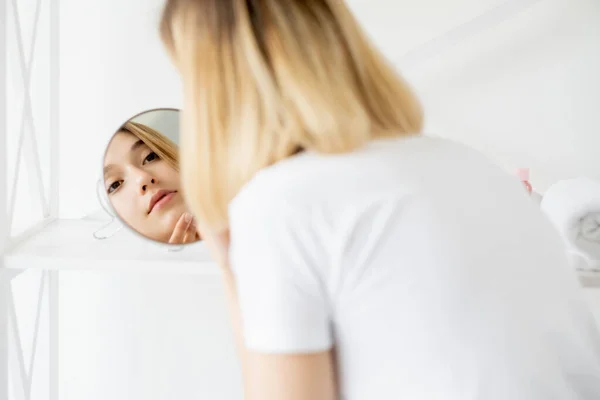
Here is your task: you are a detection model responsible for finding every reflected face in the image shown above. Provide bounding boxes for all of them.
[103,131,186,243]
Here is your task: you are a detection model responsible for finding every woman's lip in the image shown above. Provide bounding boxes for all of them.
[150,192,176,213]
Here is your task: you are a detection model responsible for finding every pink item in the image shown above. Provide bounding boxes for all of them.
[516,168,533,193]
[516,168,529,181]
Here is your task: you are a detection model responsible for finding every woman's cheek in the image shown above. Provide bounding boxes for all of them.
[113,198,135,226]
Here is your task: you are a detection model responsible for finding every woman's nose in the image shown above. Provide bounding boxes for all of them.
[134,170,157,194]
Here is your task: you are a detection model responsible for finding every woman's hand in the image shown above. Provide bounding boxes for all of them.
[168,213,201,244]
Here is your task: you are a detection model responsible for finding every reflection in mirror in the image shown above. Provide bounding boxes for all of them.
[102,108,201,245]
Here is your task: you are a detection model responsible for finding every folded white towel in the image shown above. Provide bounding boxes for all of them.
[540,177,600,271]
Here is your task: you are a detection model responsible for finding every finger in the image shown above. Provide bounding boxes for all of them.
[191,219,201,241]
[182,219,197,243]
[169,213,193,244]
[181,217,198,243]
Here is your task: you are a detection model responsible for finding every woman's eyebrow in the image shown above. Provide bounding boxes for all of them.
[103,140,147,177]
[130,139,145,153]
[103,164,115,177]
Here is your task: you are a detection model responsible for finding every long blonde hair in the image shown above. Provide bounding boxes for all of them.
[119,121,179,171]
[160,0,423,231]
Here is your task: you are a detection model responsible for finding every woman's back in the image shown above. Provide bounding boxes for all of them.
[229,136,600,399]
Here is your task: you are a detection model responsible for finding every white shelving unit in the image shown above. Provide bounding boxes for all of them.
[1,217,220,400]
[1,0,61,398]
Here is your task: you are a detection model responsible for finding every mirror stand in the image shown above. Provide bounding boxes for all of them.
[92,219,123,240]
[93,179,123,240]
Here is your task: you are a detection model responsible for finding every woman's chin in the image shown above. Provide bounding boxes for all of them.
[135,207,188,244]
[159,208,188,236]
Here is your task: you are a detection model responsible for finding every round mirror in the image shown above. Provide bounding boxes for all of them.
[101,108,200,245]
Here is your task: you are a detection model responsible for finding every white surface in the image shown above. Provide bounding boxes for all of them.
[3,216,598,286]
[229,136,600,399]
[4,219,217,274]
[57,271,242,400]
[409,0,600,192]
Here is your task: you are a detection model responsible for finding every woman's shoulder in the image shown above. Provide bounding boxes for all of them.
[227,151,326,220]
[228,134,495,218]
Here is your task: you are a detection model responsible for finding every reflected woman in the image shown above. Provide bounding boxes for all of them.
[103,121,200,244]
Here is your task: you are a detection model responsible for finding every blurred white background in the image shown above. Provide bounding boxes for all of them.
[5,0,600,399]
[58,0,600,219]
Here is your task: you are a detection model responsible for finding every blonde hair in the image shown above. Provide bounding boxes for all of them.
[120,121,179,171]
[160,0,423,231]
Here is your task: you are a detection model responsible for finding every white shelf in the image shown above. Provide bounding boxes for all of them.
[3,218,599,287]
[3,219,220,275]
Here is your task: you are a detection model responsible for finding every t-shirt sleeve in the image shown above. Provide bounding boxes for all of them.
[228,197,332,354]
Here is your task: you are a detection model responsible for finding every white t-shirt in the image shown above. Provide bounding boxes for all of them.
[228,136,600,400]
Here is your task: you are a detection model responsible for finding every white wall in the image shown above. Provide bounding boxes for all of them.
[59,0,181,219]
[58,272,241,400]
[403,0,600,192]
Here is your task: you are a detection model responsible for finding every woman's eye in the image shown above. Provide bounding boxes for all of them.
[107,180,122,194]
[143,152,159,164]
